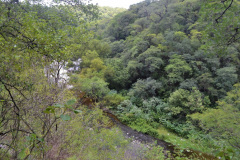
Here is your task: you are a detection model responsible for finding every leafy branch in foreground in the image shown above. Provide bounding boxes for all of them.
[0,0,96,159]
[200,0,240,54]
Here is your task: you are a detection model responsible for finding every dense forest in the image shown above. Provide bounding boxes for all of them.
[0,0,240,159]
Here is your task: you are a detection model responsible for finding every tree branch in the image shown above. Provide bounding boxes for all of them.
[215,0,234,24]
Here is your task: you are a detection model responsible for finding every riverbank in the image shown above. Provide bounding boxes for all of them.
[104,109,218,160]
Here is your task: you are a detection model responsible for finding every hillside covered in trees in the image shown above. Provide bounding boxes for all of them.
[0,0,240,159]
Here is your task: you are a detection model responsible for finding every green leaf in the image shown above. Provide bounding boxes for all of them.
[74,110,82,114]
[18,148,30,159]
[43,107,55,114]
[26,136,31,141]
[37,137,44,142]
[60,114,71,121]
[31,134,37,139]
[216,151,225,157]
[227,148,234,153]
[53,103,64,108]
[66,99,76,106]
[26,134,37,141]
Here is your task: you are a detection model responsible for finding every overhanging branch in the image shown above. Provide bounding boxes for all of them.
[215,0,234,23]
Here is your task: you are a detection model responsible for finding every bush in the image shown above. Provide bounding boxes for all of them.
[130,118,159,138]
[128,78,162,100]
[61,107,129,160]
[160,119,196,137]
[103,91,127,108]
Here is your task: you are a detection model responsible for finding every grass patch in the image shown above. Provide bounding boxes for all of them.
[157,125,215,154]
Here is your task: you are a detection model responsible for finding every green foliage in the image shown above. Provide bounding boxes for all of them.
[128,78,162,100]
[165,54,192,86]
[75,76,110,100]
[0,0,97,158]
[215,66,238,97]
[157,126,219,156]
[142,97,168,118]
[109,40,125,57]
[117,100,142,121]
[167,88,204,120]
[200,0,240,54]
[18,147,30,160]
[61,107,129,160]
[87,39,111,58]
[179,79,198,90]
[103,91,127,108]
[191,84,240,150]
[107,11,137,40]
[60,114,71,121]
[117,97,168,137]
[1,0,240,158]
[81,50,100,68]
[136,46,165,78]
[105,58,130,90]
[160,120,196,137]
[98,7,126,19]
[130,118,159,137]
[144,145,165,160]
[164,31,194,54]
[189,84,240,159]
[91,0,240,158]
[197,72,217,101]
